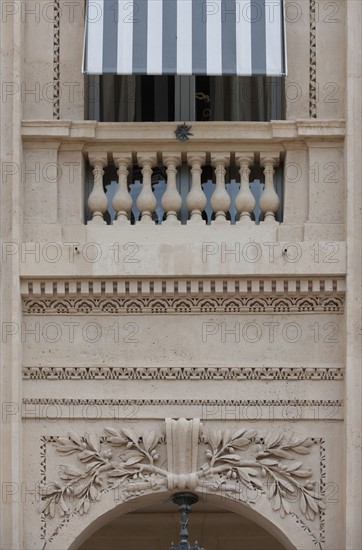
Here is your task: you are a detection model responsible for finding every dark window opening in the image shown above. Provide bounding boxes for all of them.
[87,75,286,122]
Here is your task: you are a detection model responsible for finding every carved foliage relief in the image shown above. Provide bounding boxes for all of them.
[39,420,325,546]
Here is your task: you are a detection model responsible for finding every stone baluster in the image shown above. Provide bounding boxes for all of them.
[259,153,280,223]
[136,153,157,223]
[186,153,207,223]
[87,153,108,224]
[112,153,132,224]
[161,153,182,225]
[210,153,231,223]
[235,153,255,224]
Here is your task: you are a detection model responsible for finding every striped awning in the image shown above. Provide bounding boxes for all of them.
[83,0,286,76]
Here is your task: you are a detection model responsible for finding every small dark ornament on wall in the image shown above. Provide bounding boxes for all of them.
[175,123,193,142]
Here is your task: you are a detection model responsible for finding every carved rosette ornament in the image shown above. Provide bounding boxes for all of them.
[39,420,324,526]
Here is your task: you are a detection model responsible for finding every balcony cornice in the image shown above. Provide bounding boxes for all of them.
[21,119,346,150]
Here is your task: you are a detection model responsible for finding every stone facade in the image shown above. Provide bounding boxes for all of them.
[0,1,361,549]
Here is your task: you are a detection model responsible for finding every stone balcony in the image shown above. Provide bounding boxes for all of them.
[19,119,346,278]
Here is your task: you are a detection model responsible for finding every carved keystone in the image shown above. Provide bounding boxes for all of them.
[166,418,200,490]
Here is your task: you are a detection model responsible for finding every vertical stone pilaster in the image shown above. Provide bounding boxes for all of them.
[0,5,24,549]
[344,1,362,548]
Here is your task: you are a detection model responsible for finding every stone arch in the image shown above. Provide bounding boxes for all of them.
[41,419,322,550]
[45,488,314,550]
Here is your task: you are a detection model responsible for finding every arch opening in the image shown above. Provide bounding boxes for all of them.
[45,489,315,550]
[79,495,287,550]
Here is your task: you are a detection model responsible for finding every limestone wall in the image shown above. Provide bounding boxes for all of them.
[1,1,361,549]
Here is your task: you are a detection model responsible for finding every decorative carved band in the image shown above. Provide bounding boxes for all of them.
[26,398,342,408]
[21,277,346,299]
[53,0,61,120]
[319,438,326,544]
[39,420,325,548]
[309,0,317,118]
[22,294,344,315]
[22,365,344,381]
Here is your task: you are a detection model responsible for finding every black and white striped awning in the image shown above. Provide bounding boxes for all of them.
[83,0,286,76]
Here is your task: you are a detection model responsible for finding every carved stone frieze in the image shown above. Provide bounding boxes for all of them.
[21,276,345,315]
[22,294,344,315]
[26,397,342,408]
[309,0,317,118]
[22,365,344,381]
[38,419,325,547]
[53,0,61,120]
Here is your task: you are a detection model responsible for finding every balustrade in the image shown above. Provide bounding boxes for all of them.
[259,154,280,223]
[235,154,255,224]
[162,153,182,225]
[86,150,283,226]
[112,153,132,224]
[186,153,207,224]
[210,154,231,223]
[87,153,108,224]
[136,153,158,224]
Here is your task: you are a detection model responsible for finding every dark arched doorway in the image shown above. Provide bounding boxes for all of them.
[79,498,286,550]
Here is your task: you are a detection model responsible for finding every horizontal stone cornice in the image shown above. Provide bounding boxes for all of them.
[20,276,346,299]
[21,120,346,150]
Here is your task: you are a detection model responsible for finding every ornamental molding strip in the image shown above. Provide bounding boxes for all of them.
[22,365,344,381]
[21,277,346,315]
[38,419,326,548]
[22,295,345,315]
[309,0,317,118]
[21,277,347,298]
[24,397,343,408]
[53,0,61,120]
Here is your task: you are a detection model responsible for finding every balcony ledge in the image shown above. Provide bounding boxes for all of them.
[21,119,346,147]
